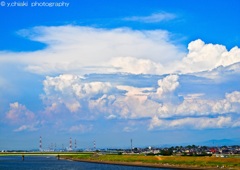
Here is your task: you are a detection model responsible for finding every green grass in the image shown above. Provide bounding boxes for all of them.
[62,154,240,169]
[162,156,240,168]
[62,153,159,163]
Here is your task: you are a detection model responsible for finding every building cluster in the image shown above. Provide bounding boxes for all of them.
[106,145,240,156]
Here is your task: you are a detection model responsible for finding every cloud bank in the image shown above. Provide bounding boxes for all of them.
[40,73,240,130]
[0,26,185,75]
[0,26,239,77]
[1,25,240,133]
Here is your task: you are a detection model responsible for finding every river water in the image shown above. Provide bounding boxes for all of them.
[0,156,174,170]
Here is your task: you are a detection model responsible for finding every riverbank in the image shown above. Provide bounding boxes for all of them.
[61,154,240,170]
[62,157,211,169]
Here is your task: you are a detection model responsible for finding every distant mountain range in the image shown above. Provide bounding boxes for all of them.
[198,138,240,146]
[151,138,240,148]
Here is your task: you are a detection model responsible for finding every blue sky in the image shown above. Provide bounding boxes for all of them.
[0,0,240,150]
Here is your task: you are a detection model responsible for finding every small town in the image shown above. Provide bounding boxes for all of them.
[116,145,240,157]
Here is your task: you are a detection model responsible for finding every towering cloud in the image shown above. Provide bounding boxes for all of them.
[177,39,240,73]
[41,73,240,130]
[42,74,117,115]
[156,74,179,97]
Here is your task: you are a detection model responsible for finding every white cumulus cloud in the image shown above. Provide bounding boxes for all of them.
[156,74,179,97]
[42,74,116,115]
[176,39,240,73]
[41,73,240,130]
[109,57,164,74]
[6,102,35,124]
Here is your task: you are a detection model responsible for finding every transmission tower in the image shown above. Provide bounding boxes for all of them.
[93,140,96,151]
[69,137,72,150]
[39,136,42,151]
[131,139,133,152]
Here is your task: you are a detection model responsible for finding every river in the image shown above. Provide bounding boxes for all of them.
[0,156,175,170]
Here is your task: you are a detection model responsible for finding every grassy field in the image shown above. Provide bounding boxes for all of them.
[159,156,240,169]
[62,153,240,169]
[64,154,160,163]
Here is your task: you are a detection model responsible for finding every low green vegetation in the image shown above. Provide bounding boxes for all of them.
[62,153,240,169]
[62,153,160,164]
[160,156,240,168]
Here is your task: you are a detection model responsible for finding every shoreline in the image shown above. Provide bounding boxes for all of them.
[62,157,222,170]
